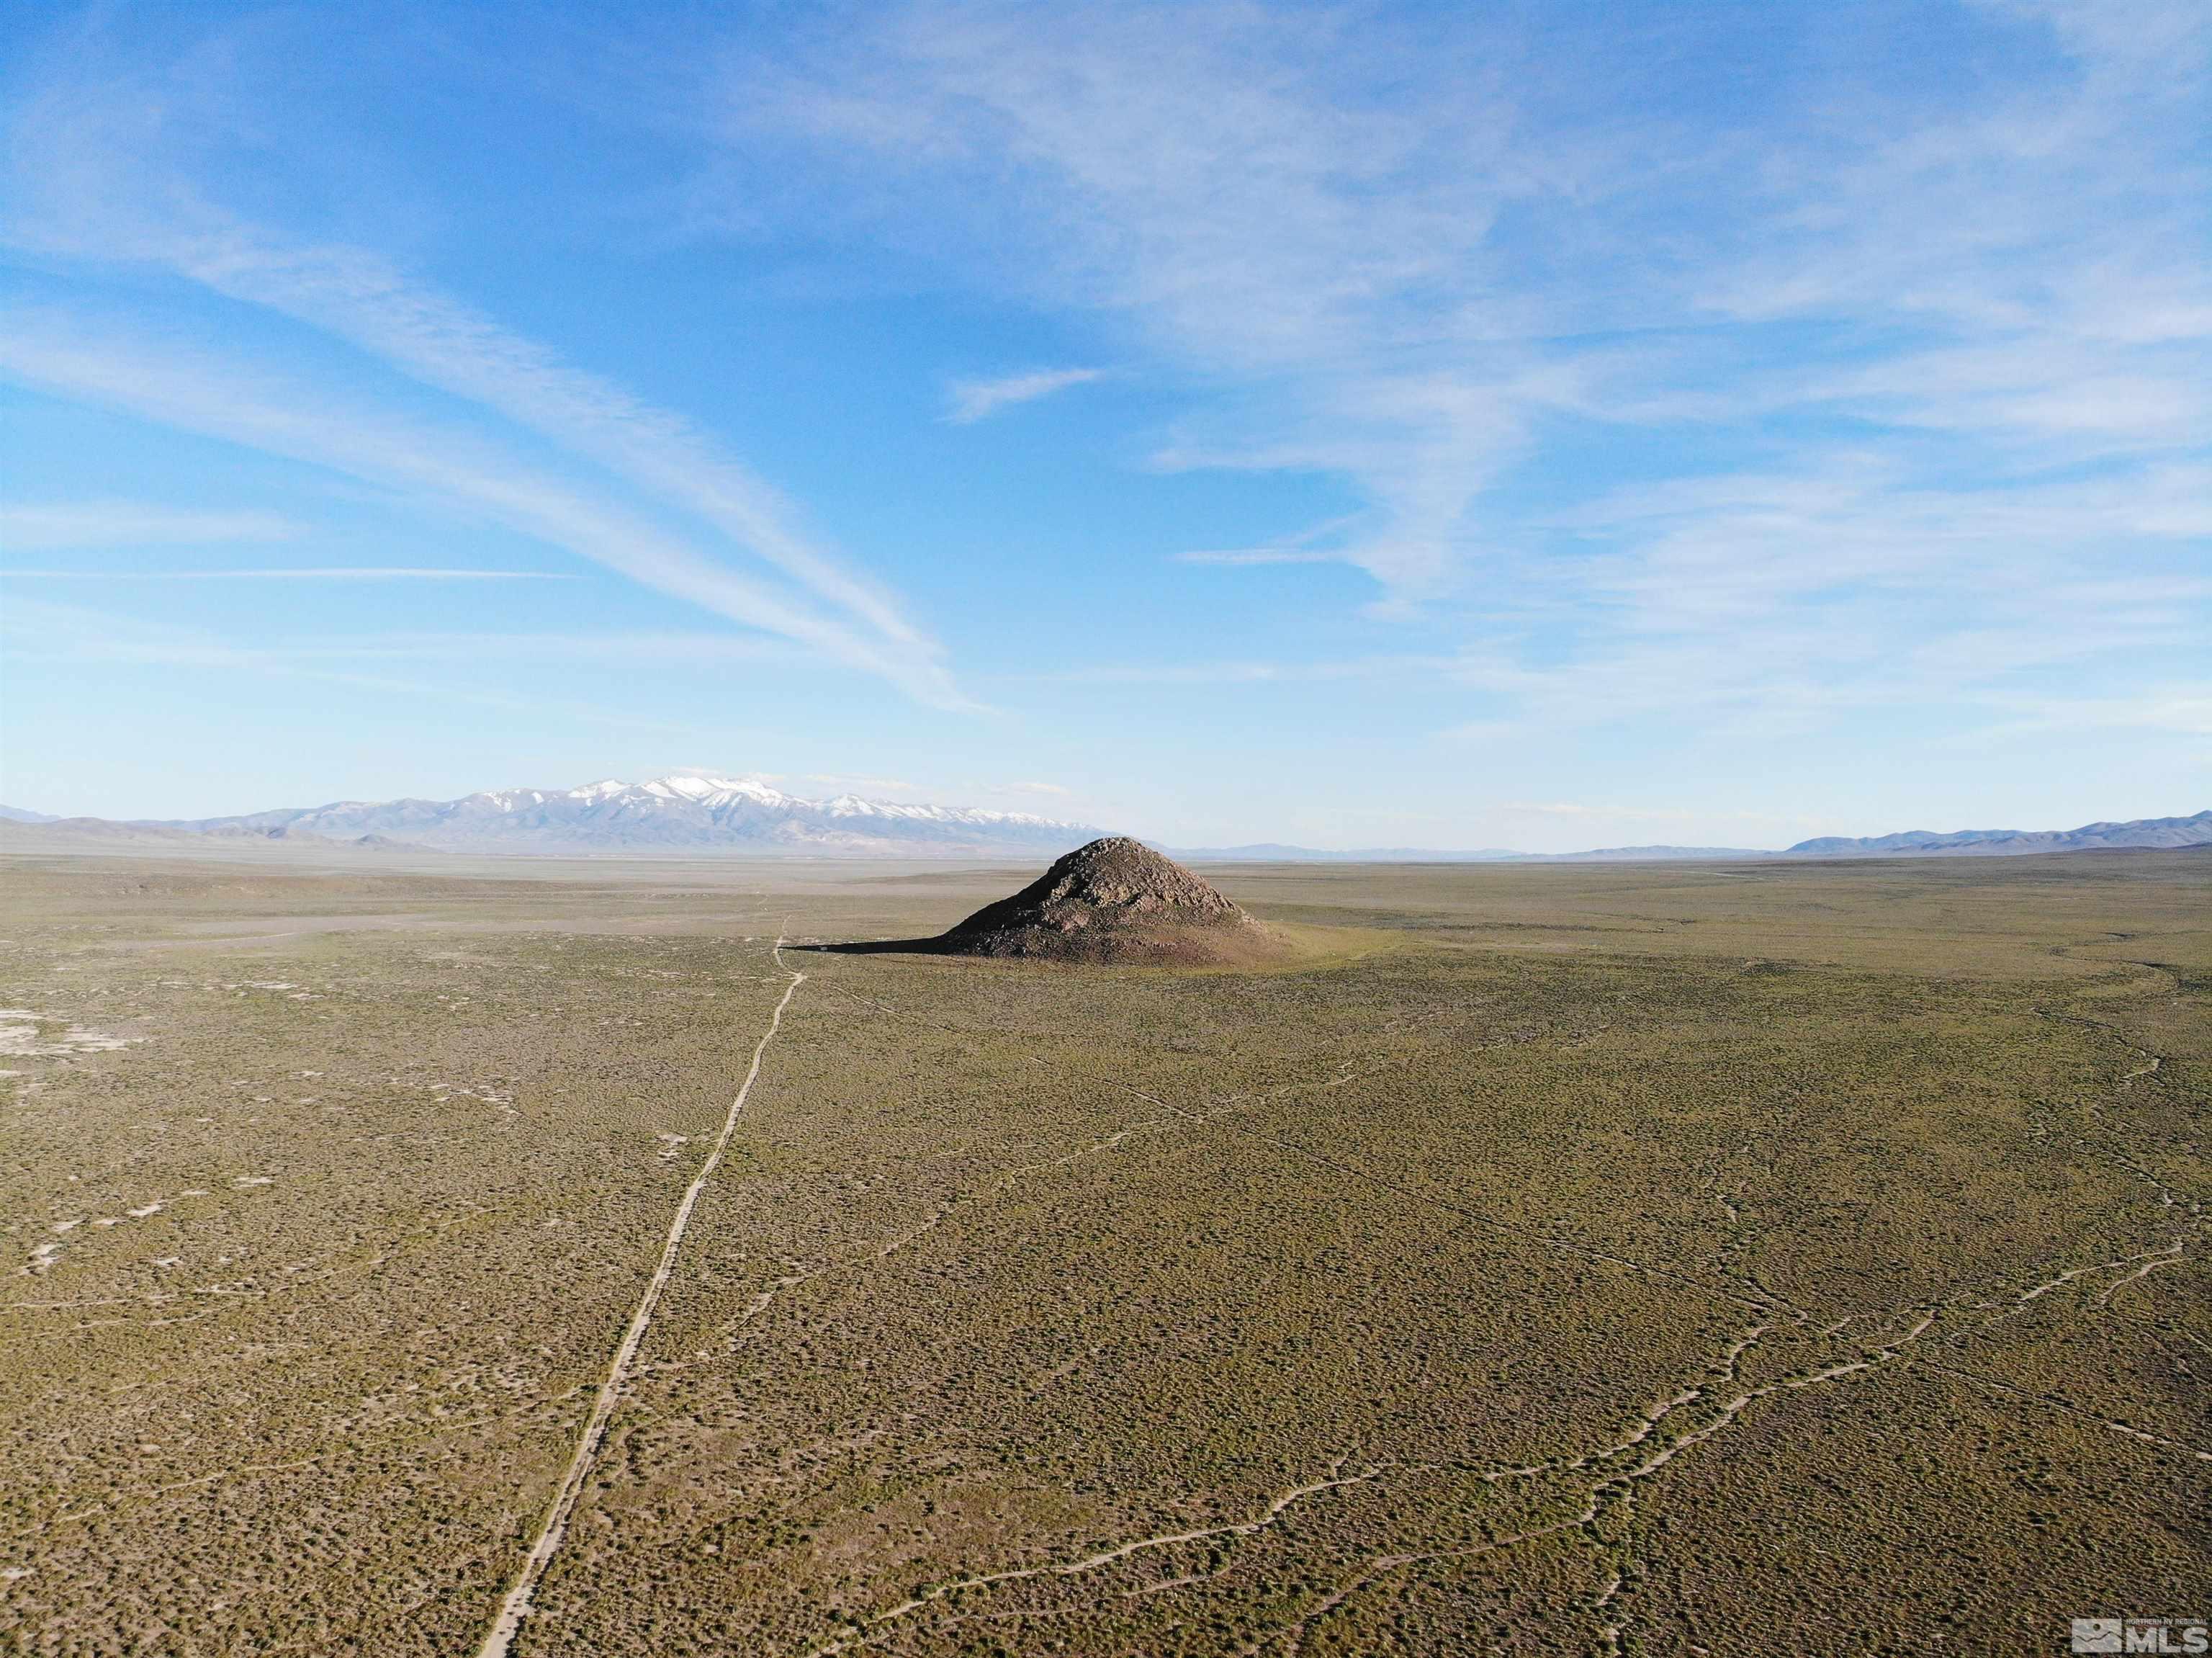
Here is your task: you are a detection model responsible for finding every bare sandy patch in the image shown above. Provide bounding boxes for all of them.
[0,1009,135,1057]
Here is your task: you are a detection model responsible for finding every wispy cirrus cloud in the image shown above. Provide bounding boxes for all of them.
[1042,655,1447,686]
[0,501,300,550]
[799,772,920,794]
[2,565,572,581]
[1174,511,1369,567]
[711,3,1545,598]
[4,1,2207,838]
[1496,800,1817,829]
[0,29,972,709]
[0,593,757,732]
[1975,689,2212,740]
[944,366,1102,424]
[704,0,2211,730]
[0,308,943,688]
[1172,548,1336,567]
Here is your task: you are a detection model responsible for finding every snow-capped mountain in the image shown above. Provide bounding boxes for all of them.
[137,773,1103,856]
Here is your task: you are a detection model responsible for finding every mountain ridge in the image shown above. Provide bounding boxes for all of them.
[1,786,2203,863]
[1,773,1102,858]
[1174,811,2212,862]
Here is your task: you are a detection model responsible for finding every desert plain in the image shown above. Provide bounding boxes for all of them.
[1,845,2206,1656]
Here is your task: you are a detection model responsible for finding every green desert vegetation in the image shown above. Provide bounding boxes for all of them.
[0,848,2204,1655]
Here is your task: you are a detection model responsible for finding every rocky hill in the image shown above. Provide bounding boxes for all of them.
[932,836,1284,964]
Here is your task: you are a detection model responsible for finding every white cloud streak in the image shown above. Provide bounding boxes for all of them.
[2,566,572,581]
[1,34,970,708]
[944,367,1102,423]
[1172,511,1372,568]
[702,0,2211,734]
[1496,800,1818,829]
[5,4,2207,771]
[0,594,753,731]
[1172,548,1336,567]
[1043,656,1448,686]
[709,5,1583,596]
[0,308,969,702]
[0,501,300,550]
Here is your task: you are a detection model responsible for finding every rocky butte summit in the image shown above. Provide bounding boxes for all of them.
[930,836,1285,966]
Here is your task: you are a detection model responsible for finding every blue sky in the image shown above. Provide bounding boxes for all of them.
[1,0,2206,850]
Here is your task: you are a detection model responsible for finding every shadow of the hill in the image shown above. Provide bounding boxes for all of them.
[791,938,958,956]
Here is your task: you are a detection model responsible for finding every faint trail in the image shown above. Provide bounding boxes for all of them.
[1056,1034,1791,1314]
[2024,1000,2206,1223]
[783,947,2196,1657]
[477,936,806,1658]
[1969,1240,2195,1328]
[2098,1241,2185,1306]
[647,1203,960,1379]
[1592,1569,1625,1658]
[2035,1004,2174,1097]
[1914,1357,2212,1463]
[1203,1317,1931,1658]
[1568,1322,1774,1471]
[798,1461,1389,1658]
[644,1103,1195,1380]
[1036,1059,1205,1122]
[803,977,1750,1312]
[799,1318,1907,1658]
[1042,1027,1782,1314]
[2122,1052,2163,1089]
[1207,1112,1782,1314]
[1611,1314,1931,1482]
[54,1382,593,1527]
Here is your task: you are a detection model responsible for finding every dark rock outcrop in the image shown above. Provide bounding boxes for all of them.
[934,836,1282,964]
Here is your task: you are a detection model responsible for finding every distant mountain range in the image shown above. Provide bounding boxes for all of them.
[1,781,2205,863]
[0,774,1101,857]
[1177,812,2212,862]
[1780,815,2212,856]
